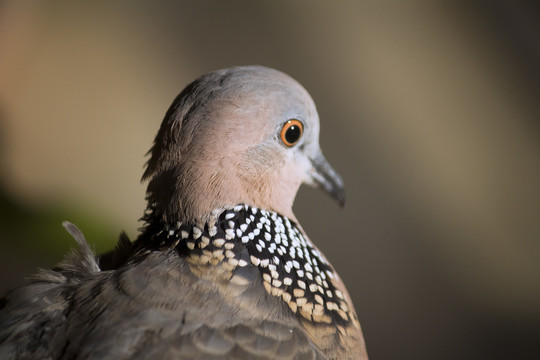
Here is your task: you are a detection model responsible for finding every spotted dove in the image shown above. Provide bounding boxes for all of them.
[0,66,368,359]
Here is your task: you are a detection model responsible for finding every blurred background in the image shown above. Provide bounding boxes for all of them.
[1,1,539,359]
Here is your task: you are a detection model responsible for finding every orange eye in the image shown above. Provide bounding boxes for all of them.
[280,119,304,147]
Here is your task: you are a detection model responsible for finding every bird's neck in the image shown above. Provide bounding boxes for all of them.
[136,204,357,328]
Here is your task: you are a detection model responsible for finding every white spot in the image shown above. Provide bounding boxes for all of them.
[283,277,293,286]
[225,213,235,220]
[238,259,248,267]
[228,221,235,228]
[212,238,225,247]
[297,280,306,289]
[241,236,249,243]
[240,224,248,232]
[296,297,307,307]
[326,302,335,311]
[225,229,235,240]
[192,227,202,239]
[200,236,210,248]
[250,256,260,266]
[181,230,189,239]
[228,258,239,266]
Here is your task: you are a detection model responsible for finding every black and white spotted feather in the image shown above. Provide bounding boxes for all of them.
[0,205,356,359]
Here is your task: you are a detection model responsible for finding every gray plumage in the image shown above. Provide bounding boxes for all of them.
[0,66,367,359]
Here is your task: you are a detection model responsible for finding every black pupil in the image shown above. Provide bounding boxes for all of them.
[285,125,301,144]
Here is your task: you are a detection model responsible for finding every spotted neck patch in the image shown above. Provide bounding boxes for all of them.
[140,204,353,325]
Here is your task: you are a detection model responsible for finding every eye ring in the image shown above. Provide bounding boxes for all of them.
[280,119,304,147]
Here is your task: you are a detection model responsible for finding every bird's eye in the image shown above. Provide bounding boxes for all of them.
[280,119,304,147]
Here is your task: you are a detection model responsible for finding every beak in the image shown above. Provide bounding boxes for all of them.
[309,153,346,207]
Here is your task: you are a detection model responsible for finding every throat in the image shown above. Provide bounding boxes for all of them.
[137,204,354,326]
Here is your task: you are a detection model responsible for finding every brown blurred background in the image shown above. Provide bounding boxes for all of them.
[1,1,539,359]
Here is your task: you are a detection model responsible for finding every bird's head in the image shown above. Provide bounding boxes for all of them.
[143,65,344,223]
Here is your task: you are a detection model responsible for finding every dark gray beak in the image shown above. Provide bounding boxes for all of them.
[309,153,346,207]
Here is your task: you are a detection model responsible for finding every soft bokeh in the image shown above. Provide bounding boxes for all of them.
[1,1,539,359]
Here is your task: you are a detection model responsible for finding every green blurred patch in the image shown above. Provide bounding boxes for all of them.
[0,187,120,268]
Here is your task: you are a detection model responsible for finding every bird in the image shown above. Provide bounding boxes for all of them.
[0,65,368,359]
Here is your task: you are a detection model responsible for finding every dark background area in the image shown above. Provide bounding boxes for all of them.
[1,1,539,359]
